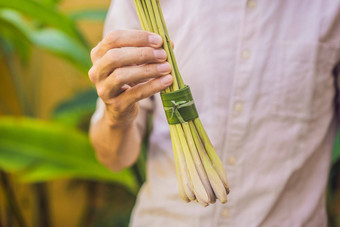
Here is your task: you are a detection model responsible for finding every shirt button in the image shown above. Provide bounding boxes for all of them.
[241,50,251,60]
[233,102,243,114]
[228,156,236,166]
[247,0,257,9]
[221,208,230,218]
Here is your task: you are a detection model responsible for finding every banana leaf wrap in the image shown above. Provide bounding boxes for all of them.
[161,85,199,124]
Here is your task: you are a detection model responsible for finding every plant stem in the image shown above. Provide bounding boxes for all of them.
[78,182,97,227]
[141,0,153,31]
[33,183,50,227]
[0,38,33,117]
[170,125,190,201]
[155,0,184,88]
[134,0,185,92]
[0,171,27,227]
[150,0,179,91]
[133,0,149,31]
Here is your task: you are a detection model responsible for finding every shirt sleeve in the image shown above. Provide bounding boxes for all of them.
[91,0,155,138]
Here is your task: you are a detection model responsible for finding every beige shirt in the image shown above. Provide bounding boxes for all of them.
[92,0,340,226]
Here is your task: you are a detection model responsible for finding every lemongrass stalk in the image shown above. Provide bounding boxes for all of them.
[175,124,210,203]
[141,0,152,29]
[189,121,227,203]
[170,125,196,201]
[155,0,184,88]
[150,0,179,91]
[143,0,159,34]
[196,198,209,207]
[194,118,230,193]
[182,122,215,203]
[135,0,171,93]
[133,0,149,31]
[170,125,190,202]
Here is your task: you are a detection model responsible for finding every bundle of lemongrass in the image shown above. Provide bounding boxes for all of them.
[133,0,230,206]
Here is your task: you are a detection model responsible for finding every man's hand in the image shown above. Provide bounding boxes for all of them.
[89,29,173,128]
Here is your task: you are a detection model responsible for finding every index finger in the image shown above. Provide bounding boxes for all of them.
[91,29,163,63]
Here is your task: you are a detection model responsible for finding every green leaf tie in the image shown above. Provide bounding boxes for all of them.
[161,86,199,125]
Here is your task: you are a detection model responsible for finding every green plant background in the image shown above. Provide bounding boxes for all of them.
[0,0,145,226]
[0,0,339,226]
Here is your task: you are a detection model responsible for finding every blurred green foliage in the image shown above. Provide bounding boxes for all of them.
[0,0,143,226]
[0,117,138,193]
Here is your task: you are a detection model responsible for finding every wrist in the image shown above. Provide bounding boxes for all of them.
[102,105,137,130]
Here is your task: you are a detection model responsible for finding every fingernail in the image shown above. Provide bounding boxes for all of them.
[154,49,167,60]
[160,75,173,86]
[157,62,171,73]
[149,35,162,46]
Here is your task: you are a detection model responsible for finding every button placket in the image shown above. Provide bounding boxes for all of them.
[228,156,236,166]
[221,208,230,218]
[218,2,258,226]
[233,101,244,115]
[247,0,257,9]
[241,49,251,60]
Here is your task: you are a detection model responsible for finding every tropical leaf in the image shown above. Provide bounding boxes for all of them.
[0,117,138,194]
[30,28,92,71]
[53,88,97,128]
[0,9,91,71]
[0,0,85,44]
[69,9,108,21]
[37,0,61,6]
[0,17,31,63]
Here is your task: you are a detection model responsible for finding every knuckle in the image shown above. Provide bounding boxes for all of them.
[143,64,153,75]
[111,99,122,113]
[138,47,151,60]
[107,49,120,62]
[133,89,145,102]
[113,69,124,85]
[90,46,98,62]
[149,81,157,92]
[88,66,97,84]
[107,30,122,43]
[138,48,147,59]
[151,79,164,93]
[96,84,107,99]
[135,30,148,43]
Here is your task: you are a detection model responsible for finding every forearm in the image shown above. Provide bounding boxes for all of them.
[88,30,172,171]
[89,110,142,172]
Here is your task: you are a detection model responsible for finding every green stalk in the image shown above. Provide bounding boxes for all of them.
[143,0,159,33]
[189,121,227,203]
[133,0,149,31]
[175,124,210,204]
[182,122,214,202]
[141,0,153,30]
[155,0,184,88]
[170,125,190,202]
[137,0,172,93]
[170,125,195,200]
[194,118,229,192]
[150,0,179,91]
